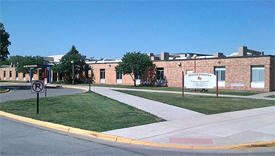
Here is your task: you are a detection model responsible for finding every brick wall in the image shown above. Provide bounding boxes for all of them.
[271,57,275,91]
[90,56,274,91]
[0,67,34,82]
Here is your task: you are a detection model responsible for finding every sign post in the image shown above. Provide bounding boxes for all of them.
[182,71,184,97]
[216,72,219,98]
[88,70,92,92]
[31,80,44,114]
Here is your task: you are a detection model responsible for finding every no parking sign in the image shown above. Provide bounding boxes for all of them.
[31,80,44,93]
[31,80,44,114]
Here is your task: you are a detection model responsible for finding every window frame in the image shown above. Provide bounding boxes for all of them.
[116,71,122,80]
[100,69,105,79]
[214,66,226,82]
[157,68,164,80]
[251,66,265,82]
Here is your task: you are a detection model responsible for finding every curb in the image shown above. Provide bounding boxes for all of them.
[0,88,10,93]
[2,84,274,150]
[0,111,274,150]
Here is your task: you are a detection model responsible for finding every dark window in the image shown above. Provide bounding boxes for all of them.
[100,69,105,79]
[16,72,18,78]
[23,73,26,78]
[9,71,12,77]
[116,71,122,79]
[157,68,164,80]
[134,74,140,79]
[214,67,225,81]
[4,71,6,77]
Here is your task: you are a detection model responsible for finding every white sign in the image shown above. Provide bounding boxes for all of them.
[31,80,44,93]
[184,73,216,89]
[231,83,244,87]
[88,70,92,78]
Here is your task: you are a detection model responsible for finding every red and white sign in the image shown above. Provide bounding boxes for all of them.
[184,73,216,89]
[31,80,44,93]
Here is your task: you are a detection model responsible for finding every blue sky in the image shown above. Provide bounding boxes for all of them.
[1,0,274,59]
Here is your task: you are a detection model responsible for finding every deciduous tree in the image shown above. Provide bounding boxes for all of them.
[0,23,11,62]
[116,52,153,86]
[53,45,89,84]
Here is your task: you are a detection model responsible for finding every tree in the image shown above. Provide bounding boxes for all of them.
[141,64,157,86]
[9,55,44,73]
[0,23,11,62]
[53,45,89,84]
[116,52,153,87]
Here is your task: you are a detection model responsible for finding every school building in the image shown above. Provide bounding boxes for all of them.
[0,46,274,91]
[87,46,275,92]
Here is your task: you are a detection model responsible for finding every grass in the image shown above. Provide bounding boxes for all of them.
[0,80,28,83]
[267,95,275,98]
[0,92,163,132]
[78,83,262,96]
[115,90,275,115]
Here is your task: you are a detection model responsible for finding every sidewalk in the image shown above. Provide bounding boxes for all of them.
[90,86,204,121]
[109,87,275,101]
[104,106,275,146]
[85,86,275,146]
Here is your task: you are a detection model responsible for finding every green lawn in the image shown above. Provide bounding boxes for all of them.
[115,90,275,115]
[267,95,275,98]
[0,92,163,132]
[80,83,262,96]
[0,80,28,83]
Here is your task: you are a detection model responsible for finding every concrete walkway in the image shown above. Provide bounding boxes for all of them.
[249,91,275,99]
[90,86,204,121]
[104,106,275,146]
[108,87,275,101]
[83,86,275,146]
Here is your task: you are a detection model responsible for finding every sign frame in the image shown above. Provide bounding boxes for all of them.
[31,80,44,93]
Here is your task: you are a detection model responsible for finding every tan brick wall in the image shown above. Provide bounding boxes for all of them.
[90,56,274,91]
[91,63,135,85]
[271,57,275,91]
[0,67,37,82]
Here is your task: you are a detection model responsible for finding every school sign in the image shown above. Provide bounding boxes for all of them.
[184,73,216,89]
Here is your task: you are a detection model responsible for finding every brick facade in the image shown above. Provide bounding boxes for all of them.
[0,67,44,82]
[1,56,274,91]
[90,56,275,91]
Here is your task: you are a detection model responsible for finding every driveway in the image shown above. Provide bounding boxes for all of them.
[0,84,85,103]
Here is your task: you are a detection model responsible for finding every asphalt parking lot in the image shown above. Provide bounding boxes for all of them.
[0,85,85,103]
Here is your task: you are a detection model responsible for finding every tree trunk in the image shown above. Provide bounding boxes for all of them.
[133,79,136,87]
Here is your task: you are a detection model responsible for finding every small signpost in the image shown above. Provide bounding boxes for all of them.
[31,80,44,114]
[88,70,92,91]
[183,73,219,98]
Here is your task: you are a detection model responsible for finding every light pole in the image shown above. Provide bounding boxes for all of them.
[71,60,75,85]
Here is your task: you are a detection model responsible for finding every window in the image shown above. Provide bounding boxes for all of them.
[251,66,264,82]
[214,66,225,87]
[16,72,18,78]
[251,66,264,88]
[134,74,140,79]
[116,71,122,84]
[214,67,225,81]
[9,71,12,77]
[23,73,26,78]
[100,69,105,79]
[116,71,122,79]
[4,71,6,77]
[157,68,164,80]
